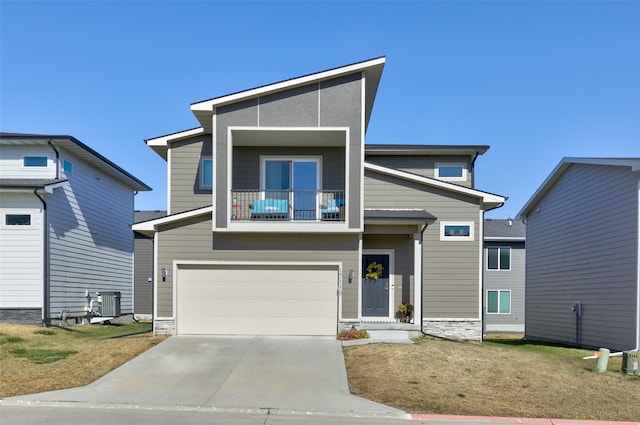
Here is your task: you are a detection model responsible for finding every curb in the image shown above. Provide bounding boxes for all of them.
[410,413,640,425]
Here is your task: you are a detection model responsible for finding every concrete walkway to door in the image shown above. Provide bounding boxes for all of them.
[4,336,406,417]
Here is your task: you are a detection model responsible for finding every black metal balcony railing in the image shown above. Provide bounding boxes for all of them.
[230,190,345,222]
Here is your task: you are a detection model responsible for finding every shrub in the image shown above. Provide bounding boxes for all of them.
[337,329,370,341]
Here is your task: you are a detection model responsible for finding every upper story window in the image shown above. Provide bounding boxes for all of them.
[23,156,48,167]
[5,214,31,226]
[487,246,510,270]
[435,163,466,182]
[440,221,474,241]
[200,158,213,188]
[63,159,73,174]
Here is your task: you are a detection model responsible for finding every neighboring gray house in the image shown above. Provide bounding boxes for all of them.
[0,133,151,325]
[483,218,525,334]
[132,57,506,339]
[133,210,166,320]
[518,157,640,352]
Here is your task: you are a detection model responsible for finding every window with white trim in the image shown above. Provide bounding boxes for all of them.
[435,162,466,181]
[487,290,511,314]
[487,246,511,270]
[440,221,474,241]
[5,214,31,226]
[200,158,213,188]
[23,156,48,167]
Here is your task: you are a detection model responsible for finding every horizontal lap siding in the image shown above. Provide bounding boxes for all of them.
[170,136,212,214]
[525,164,638,351]
[484,242,526,327]
[364,171,481,319]
[156,216,359,318]
[365,155,473,188]
[47,148,135,317]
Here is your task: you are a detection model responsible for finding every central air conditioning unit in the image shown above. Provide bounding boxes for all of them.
[98,291,121,317]
[621,351,640,375]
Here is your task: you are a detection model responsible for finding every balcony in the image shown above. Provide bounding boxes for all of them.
[230,190,345,222]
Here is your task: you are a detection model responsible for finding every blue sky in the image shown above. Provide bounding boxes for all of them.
[1,1,638,218]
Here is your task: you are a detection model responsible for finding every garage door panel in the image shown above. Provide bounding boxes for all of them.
[177,266,337,335]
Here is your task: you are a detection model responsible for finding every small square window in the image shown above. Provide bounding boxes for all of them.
[435,163,466,181]
[201,158,213,188]
[5,214,31,226]
[63,160,73,174]
[487,290,511,314]
[23,156,48,167]
[440,221,474,241]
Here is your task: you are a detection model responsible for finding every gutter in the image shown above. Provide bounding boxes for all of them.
[34,189,50,326]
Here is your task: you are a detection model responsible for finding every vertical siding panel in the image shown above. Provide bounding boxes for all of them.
[0,193,44,308]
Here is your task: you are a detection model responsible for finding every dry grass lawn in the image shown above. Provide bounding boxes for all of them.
[0,322,166,398]
[344,336,640,422]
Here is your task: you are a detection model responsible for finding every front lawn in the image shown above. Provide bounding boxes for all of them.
[343,336,640,421]
[0,322,166,398]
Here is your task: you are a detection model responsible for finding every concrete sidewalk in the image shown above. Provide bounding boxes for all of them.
[3,335,407,417]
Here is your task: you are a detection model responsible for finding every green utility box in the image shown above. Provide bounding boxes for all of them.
[621,351,640,375]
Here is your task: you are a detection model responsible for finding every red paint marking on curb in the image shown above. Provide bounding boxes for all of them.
[409,414,639,425]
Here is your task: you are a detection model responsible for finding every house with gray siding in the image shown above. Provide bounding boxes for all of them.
[518,157,640,352]
[133,210,166,320]
[483,218,526,334]
[132,57,506,339]
[0,133,151,325]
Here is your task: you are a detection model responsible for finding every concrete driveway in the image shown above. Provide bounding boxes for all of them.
[4,336,405,417]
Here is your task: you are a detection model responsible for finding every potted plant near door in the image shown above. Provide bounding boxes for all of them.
[397,302,413,323]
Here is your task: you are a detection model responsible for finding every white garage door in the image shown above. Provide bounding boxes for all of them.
[176,265,338,335]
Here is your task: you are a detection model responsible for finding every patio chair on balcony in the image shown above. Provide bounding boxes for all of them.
[250,199,289,220]
[321,199,344,221]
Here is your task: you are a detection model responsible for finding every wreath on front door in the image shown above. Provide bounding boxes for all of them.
[365,261,384,280]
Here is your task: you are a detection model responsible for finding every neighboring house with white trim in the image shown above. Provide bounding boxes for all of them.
[132,57,506,339]
[518,157,640,352]
[0,133,151,325]
[483,218,526,334]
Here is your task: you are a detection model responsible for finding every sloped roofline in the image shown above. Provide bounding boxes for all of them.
[0,133,151,191]
[517,157,640,219]
[364,162,506,210]
[190,56,385,131]
[131,205,213,236]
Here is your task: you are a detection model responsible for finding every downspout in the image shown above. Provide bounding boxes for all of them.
[34,189,50,326]
[635,177,640,351]
[470,151,480,187]
[47,140,60,179]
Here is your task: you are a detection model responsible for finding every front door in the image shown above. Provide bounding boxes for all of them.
[362,254,390,317]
